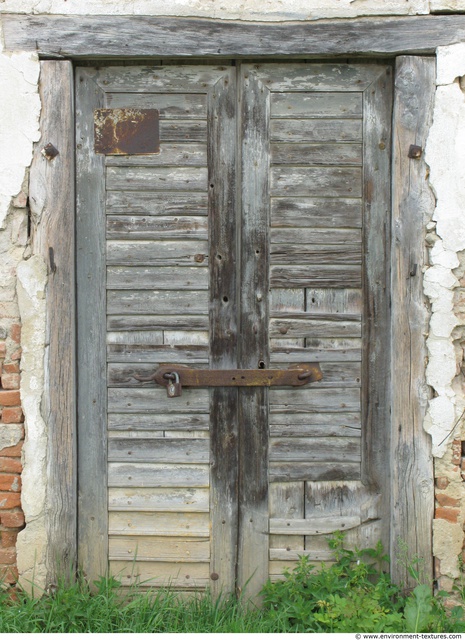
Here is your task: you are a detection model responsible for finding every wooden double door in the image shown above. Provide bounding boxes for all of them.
[76,62,392,597]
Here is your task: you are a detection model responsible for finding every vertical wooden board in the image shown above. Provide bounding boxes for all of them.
[361,67,393,559]
[208,68,238,598]
[29,60,76,584]
[237,67,270,599]
[76,67,108,582]
[390,57,435,587]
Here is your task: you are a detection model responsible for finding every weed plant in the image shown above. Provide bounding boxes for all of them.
[0,533,464,633]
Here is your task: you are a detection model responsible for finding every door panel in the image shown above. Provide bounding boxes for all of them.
[77,61,392,597]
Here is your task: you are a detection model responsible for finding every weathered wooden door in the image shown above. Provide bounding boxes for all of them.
[76,62,392,597]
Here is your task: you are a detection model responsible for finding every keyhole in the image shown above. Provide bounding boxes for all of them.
[258,360,265,369]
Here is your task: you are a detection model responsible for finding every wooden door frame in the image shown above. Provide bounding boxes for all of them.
[23,14,438,588]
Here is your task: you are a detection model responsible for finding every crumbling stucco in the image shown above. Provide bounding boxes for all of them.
[0,0,430,20]
[16,255,48,590]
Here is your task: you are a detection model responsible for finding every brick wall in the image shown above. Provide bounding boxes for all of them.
[0,323,24,585]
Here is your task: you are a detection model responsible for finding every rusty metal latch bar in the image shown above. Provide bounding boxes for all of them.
[134,363,322,397]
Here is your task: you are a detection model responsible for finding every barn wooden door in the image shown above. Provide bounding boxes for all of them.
[76,62,392,598]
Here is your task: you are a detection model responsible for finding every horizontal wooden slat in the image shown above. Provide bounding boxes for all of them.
[270,423,361,438]
[109,536,210,562]
[270,340,362,363]
[271,143,362,166]
[110,511,209,535]
[110,561,209,589]
[306,288,363,314]
[271,265,362,288]
[108,438,209,463]
[271,92,362,118]
[97,66,228,92]
[106,93,207,118]
[270,548,334,562]
[269,437,361,462]
[270,314,361,338]
[106,143,207,167]
[164,331,209,345]
[305,362,361,388]
[270,462,361,482]
[269,410,360,428]
[108,412,209,430]
[106,191,208,216]
[107,290,208,315]
[108,487,209,512]
[253,64,387,92]
[108,462,209,487]
[107,267,209,291]
[106,166,208,191]
[271,119,362,142]
[160,120,207,142]
[8,15,465,58]
[107,216,208,241]
[107,344,209,363]
[271,227,361,244]
[271,166,362,197]
[270,516,361,535]
[270,244,361,265]
[271,197,361,228]
[107,331,163,345]
[108,316,209,332]
[108,387,209,413]
[270,387,360,412]
[107,240,208,266]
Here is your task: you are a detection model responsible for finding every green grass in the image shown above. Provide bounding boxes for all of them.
[1,534,464,633]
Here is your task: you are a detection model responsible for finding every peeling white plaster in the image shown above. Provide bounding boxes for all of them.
[424,46,465,459]
[431,0,465,12]
[0,0,430,19]
[16,256,48,591]
[0,28,40,229]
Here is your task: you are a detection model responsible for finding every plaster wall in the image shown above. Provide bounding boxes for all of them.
[0,0,464,592]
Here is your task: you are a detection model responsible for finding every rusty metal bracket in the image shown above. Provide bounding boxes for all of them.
[134,363,322,388]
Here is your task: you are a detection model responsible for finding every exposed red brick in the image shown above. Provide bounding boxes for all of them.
[436,493,460,508]
[1,374,19,390]
[435,506,460,523]
[1,407,23,423]
[0,442,23,457]
[0,343,5,358]
[0,549,16,564]
[0,475,20,492]
[0,492,21,509]
[436,477,450,490]
[1,512,24,528]
[0,566,18,584]
[0,391,20,406]
[9,325,20,344]
[2,363,19,374]
[0,458,21,473]
[1,531,18,547]
[9,349,21,361]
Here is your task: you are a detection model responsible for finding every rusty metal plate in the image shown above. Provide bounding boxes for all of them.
[135,363,323,388]
[94,108,160,155]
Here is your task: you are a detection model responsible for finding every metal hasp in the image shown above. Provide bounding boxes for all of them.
[135,363,322,396]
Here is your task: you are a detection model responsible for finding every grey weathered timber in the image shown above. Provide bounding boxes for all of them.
[270,516,361,535]
[271,119,362,142]
[106,240,209,266]
[390,56,434,588]
[109,536,210,562]
[269,482,304,552]
[106,166,207,191]
[271,228,362,244]
[271,198,362,228]
[106,92,207,117]
[107,314,208,330]
[106,216,208,240]
[105,143,207,166]
[271,92,362,117]
[269,411,361,428]
[271,265,362,288]
[106,191,208,216]
[5,14,465,57]
[107,344,209,363]
[109,511,209,535]
[107,290,208,315]
[75,68,108,583]
[270,341,362,363]
[270,387,360,412]
[271,143,362,166]
[208,68,239,598]
[269,462,361,482]
[108,438,209,463]
[269,437,361,462]
[108,487,210,512]
[270,166,362,197]
[106,267,209,290]
[361,67,392,563]
[29,61,76,586]
[237,67,270,599]
[270,315,361,338]
[270,244,361,265]
[108,463,210,488]
[107,412,209,430]
[108,387,209,413]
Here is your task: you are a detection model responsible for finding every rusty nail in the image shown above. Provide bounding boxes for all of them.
[408,144,422,159]
[41,143,59,160]
[210,573,219,581]
[194,254,205,263]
